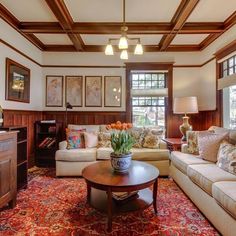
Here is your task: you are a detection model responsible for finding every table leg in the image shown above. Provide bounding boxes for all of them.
[107,188,112,232]
[86,182,91,203]
[153,178,158,214]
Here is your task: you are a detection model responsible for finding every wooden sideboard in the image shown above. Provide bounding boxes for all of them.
[0,131,17,209]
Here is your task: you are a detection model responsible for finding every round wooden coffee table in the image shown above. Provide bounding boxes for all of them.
[82,160,159,232]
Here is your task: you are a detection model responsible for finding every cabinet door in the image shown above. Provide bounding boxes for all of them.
[0,137,17,208]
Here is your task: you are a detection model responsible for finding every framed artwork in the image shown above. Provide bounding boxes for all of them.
[46,76,63,107]
[104,76,122,107]
[5,58,30,103]
[85,76,102,107]
[65,76,83,107]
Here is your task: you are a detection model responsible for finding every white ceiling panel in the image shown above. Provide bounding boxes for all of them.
[0,0,57,21]
[64,0,122,22]
[188,0,236,22]
[65,0,181,22]
[171,34,209,45]
[34,34,73,45]
[81,34,163,45]
[126,0,181,22]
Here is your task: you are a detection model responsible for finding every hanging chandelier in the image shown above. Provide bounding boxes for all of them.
[105,0,143,59]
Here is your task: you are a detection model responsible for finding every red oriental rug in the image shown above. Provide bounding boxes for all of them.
[0,167,219,236]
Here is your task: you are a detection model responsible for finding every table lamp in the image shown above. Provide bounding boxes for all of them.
[173,96,198,141]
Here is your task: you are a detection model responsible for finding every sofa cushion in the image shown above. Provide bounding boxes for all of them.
[55,148,97,162]
[217,141,236,175]
[97,147,113,160]
[212,181,236,219]
[187,164,236,196]
[171,151,211,175]
[131,148,169,161]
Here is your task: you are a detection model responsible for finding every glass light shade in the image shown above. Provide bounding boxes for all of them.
[118,36,128,49]
[120,50,128,60]
[105,44,114,55]
[134,43,143,55]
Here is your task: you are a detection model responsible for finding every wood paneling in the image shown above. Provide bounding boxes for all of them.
[3,109,42,168]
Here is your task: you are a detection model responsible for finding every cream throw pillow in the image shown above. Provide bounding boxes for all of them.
[198,132,229,162]
[217,141,236,175]
[84,132,98,148]
[143,133,160,149]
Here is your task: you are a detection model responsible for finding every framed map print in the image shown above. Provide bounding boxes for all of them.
[85,76,102,107]
[46,76,63,107]
[104,76,122,107]
[65,76,83,107]
[5,58,30,103]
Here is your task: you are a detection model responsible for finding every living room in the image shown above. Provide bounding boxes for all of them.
[0,0,236,235]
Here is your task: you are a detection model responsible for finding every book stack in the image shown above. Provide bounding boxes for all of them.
[112,191,139,203]
[38,137,56,149]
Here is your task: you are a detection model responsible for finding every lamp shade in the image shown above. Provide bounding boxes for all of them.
[173,96,198,114]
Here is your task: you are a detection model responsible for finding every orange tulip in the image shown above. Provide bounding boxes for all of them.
[111,123,116,129]
[116,121,121,125]
[127,123,133,129]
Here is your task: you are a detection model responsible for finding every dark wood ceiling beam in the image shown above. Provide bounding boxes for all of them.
[0,3,44,50]
[200,11,236,50]
[45,0,84,51]
[159,0,200,51]
[19,22,223,34]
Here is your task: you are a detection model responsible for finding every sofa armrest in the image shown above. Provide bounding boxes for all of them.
[181,143,189,153]
[159,140,167,149]
[59,140,67,150]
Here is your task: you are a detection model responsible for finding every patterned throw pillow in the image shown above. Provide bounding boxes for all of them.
[128,127,145,148]
[84,132,98,148]
[198,132,229,162]
[187,131,199,155]
[143,133,160,149]
[66,128,85,149]
[97,132,111,148]
[217,141,236,175]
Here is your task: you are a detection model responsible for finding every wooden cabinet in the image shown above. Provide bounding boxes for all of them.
[0,131,17,209]
[0,126,28,190]
[35,121,62,166]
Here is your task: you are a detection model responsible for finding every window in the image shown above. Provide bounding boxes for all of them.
[221,54,236,128]
[131,72,167,128]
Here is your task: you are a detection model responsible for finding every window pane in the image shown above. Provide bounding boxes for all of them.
[229,58,234,67]
[229,67,234,75]
[223,61,228,70]
[132,106,165,128]
[229,85,236,129]
[223,69,228,77]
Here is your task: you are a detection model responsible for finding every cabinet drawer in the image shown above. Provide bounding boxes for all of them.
[0,139,14,153]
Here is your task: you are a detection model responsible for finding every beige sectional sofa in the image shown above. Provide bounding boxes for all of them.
[56,124,170,177]
[170,126,236,236]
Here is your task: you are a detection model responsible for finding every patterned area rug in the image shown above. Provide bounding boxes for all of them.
[0,167,219,236]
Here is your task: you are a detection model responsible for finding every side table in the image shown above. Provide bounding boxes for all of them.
[162,138,186,152]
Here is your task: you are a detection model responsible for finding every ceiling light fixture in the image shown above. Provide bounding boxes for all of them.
[105,0,143,59]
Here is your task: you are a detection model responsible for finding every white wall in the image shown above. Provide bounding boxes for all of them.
[0,20,43,110]
[42,67,126,111]
[0,18,236,112]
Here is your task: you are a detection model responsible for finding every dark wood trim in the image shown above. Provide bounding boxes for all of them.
[45,76,64,107]
[19,22,224,34]
[125,62,173,131]
[85,76,103,107]
[159,0,200,51]
[215,39,236,60]
[42,64,126,68]
[65,76,83,107]
[45,0,84,51]
[0,39,41,66]
[104,76,122,107]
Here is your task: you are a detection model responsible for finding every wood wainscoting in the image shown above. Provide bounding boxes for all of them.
[43,111,127,138]
[3,109,42,168]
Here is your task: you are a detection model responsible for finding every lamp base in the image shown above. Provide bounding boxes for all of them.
[179,116,192,141]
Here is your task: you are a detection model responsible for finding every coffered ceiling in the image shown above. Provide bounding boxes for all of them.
[0,0,235,52]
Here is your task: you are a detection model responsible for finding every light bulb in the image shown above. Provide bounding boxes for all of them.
[119,36,128,49]
[120,50,128,60]
[134,43,143,55]
[105,43,114,55]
